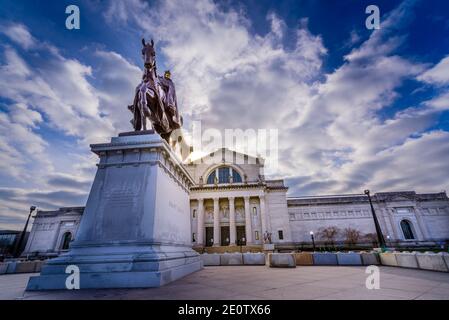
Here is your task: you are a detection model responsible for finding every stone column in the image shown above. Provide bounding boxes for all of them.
[412,212,426,240]
[260,195,267,235]
[213,197,220,246]
[244,196,253,244]
[229,197,236,246]
[414,206,430,240]
[386,208,399,240]
[197,199,204,246]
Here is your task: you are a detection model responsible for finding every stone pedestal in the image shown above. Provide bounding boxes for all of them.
[263,244,275,265]
[27,132,202,290]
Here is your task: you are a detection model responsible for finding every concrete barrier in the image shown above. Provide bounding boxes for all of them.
[416,252,448,272]
[443,253,449,270]
[312,252,338,265]
[34,260,45,272]
[268,253,296,268]
[294,252,313,265]
[6,261,17,274]
[361,252,380,265]
[200,253,220,266]
[243,253,265,265]
[15,261,37,273]
[336,252,362,265]
[0,262,7,275]
[396,252,419,269]
[220,253,243,265]
[379,252,398,266]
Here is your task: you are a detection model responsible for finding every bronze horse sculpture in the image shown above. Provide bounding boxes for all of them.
[128,38,182,142]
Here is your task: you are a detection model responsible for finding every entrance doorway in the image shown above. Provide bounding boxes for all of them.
[205,227,213,247]
[236,226,246,245]
[221,226,230,246]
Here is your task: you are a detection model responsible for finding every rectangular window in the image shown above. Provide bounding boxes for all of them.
[278,230,284,240]
[255,231,259,240]
[192,233,196,242]
[62,221,75,227]
[395,207,412,214]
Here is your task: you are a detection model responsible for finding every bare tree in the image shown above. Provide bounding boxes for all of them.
[364,233,378,247]
[344,228,361,246]
[317,226,340,246]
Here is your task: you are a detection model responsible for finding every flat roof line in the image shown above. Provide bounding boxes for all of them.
[287,193,365,199]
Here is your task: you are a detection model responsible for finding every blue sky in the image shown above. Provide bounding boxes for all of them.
[1,0,449,230]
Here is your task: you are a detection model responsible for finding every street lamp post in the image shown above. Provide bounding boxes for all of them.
[240,237,246,253]
[14,206,36,258]
[364,190,386,249]
[310,231,316,251]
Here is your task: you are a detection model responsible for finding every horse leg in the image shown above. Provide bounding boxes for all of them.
[142,113,147,131]
[134,113,140,131]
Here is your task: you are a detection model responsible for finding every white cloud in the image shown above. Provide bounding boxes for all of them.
[1,23,36,49]
[8,103,43,128]
[425,91,449,110]
[0,24,143,228]
[104,0,449,197]
[418,55,449,85]
[0,108,50,182]
[2,0,449,229]
[93,50,142,133]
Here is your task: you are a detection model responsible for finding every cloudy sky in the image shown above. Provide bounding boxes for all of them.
[1,0,449,230]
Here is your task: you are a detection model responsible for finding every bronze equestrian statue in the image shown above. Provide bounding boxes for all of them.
[128,38,182,142]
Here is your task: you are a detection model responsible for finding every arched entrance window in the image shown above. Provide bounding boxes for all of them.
[400,220,415,240]
[206,166,242,184]
[61,232,72,250]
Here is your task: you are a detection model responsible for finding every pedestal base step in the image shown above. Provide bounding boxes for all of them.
[26,258,202,291]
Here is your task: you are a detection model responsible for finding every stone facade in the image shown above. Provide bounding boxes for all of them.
[288,192,449,245]
[23,207,83,256]
[24,148,449,255]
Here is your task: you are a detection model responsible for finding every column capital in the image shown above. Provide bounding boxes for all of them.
[243,196,250,201]
[228,196,235,202]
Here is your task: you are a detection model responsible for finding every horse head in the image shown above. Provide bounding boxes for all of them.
[141,38,155,70]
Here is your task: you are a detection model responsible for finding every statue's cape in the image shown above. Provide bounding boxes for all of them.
[158,76,181,129]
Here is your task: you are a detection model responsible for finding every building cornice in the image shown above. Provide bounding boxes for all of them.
[191,182,265,192]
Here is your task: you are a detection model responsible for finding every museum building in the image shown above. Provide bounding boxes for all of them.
[23,148,449,256]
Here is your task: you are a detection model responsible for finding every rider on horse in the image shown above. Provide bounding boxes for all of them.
[128,39,182,142]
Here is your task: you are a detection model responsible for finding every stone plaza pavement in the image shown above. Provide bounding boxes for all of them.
[1,266,449,300]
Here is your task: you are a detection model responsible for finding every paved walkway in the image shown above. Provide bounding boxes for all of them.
[1,266,449,300]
